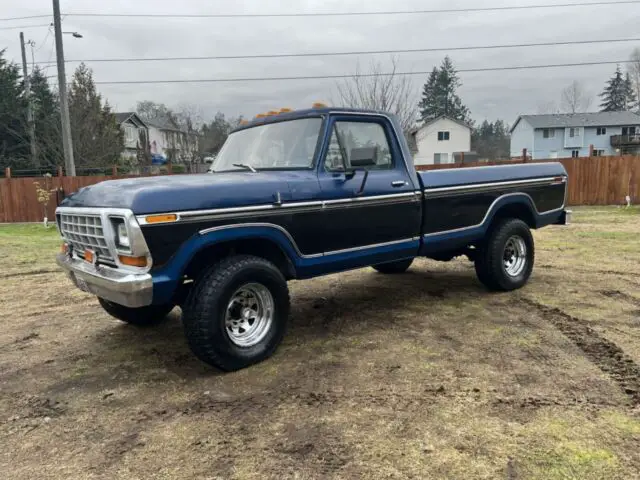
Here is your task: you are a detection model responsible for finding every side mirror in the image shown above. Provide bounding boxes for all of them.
[349,147,377,168]
[345,147,378,196]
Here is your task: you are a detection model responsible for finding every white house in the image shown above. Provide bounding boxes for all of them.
[145,116,200,165]
[410,116,472,165]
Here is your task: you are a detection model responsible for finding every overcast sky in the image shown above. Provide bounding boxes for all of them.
[1,0,638,125]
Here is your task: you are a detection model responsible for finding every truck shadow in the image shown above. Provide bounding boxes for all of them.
[79,265,488,380]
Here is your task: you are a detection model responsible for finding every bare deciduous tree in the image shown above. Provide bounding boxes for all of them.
[536,101,560,115]
[173,103,204,173]
[629,48,640,112]
[560,80,593,113]
[333,57,418,134]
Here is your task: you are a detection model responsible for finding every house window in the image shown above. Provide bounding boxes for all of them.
[433,153,449,164]
[596,127,607,136]
[437,131,450,141]
[124,125,137,143]
[569,128,580,138]
[543,128,555,139]
[571,149,580,158]
[593,149,605,157]
[622,126,637,136]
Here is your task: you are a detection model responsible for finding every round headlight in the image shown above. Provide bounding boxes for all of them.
[117,222,130,248]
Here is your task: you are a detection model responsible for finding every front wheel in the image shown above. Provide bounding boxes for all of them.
[474,218,534,291]
[373,258,414,274]
[183,255,290,371]
[98,298,174,326]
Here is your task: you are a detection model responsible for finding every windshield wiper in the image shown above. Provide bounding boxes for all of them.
[232,163,257,173]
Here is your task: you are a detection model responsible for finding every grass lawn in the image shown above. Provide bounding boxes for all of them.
[1,207,639,479]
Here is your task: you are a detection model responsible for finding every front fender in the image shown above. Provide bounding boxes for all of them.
[150,224,302,303]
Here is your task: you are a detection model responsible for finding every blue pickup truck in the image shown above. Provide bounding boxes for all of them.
[56,106,569,370]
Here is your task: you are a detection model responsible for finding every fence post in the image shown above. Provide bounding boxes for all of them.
[57,165,63,177]
[460,152,465,163]
[112,165,118,177]
[167,162,173,174]
[4,167,10,179]
[589,144,594,157]
[522,148,527,162]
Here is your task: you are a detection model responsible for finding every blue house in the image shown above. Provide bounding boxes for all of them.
[510,112,640,159]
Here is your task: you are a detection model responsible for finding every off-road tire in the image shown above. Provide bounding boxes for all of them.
[474,218,535,291]
[373,258,414,274]
[98,298,174,326]
[183,255,290,371]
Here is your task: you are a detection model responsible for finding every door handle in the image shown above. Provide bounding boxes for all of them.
[391,180,408,187]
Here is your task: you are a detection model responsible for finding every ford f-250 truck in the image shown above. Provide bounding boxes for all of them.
[55,106,570,371]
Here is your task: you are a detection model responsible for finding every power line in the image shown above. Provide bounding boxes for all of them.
[0,15,51,22]
[0,23,50,31]
[32,37,640,64]
[61,1,640,18]
[94,59,633,85]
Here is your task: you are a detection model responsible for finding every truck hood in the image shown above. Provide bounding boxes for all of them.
[59,172,297,214]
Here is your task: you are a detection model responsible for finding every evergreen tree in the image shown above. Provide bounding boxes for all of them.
[418,56,471,124]
[68,63,123,168]
[471,119,510,160]
[599,65,628,112]
[30,66,62,167]
[0,50,28,169]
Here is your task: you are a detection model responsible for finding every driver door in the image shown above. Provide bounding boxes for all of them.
[317,115,420,253]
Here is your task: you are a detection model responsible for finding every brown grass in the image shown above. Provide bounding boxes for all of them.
[1,207,640,479]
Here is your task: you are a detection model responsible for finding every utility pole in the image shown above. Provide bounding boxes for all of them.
[52,0,76,176]
[20,32,37,168]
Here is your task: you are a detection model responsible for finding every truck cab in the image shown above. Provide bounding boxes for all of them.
[56,106,569,371]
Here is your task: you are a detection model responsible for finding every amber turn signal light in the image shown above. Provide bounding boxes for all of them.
[84,249,95,264]
[61,243,69,254]
[118,255,148,268]
[145,214,177,224]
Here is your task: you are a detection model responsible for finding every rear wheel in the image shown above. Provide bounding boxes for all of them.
[474,218,534,291]
[98,298,174,326]
[373,258,414,274]
[183,255,290,371]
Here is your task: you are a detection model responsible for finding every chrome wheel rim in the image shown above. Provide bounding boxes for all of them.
[503,235,527,277]
[225,283,274,347]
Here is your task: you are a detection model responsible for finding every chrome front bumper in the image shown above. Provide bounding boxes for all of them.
[56,253,153,308]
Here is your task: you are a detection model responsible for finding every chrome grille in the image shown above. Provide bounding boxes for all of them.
[59,213,115,263]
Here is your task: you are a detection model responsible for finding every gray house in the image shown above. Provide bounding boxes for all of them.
[115,112,148,160]
[510,112,640,159]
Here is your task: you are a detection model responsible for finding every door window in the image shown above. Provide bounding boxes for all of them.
[324,121,392,171]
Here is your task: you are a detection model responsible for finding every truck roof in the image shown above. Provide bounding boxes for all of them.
[232,106,394,133]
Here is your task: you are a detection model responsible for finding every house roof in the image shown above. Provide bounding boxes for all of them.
[510,111,640,133]
[410,115,472,136]
[114,112,147,128]
[145,115,184,132]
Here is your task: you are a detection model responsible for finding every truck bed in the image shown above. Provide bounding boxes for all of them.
[416,162,568,254]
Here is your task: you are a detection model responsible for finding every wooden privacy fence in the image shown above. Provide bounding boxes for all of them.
[416,155,640,206]
[0,174,168,223]
[1,156,639,222]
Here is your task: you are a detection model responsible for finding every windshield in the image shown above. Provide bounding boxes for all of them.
[211,118,323,172]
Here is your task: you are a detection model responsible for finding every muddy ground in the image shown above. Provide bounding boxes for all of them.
[1,207,640,479]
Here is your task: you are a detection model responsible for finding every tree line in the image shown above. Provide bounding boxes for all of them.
[3,46,640,172]
[0,51,123,172]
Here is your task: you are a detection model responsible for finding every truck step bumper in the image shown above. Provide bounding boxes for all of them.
[56,253,153,308]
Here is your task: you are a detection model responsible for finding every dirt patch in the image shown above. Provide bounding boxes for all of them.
[600,290,640,308]
[521,297,640,406]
